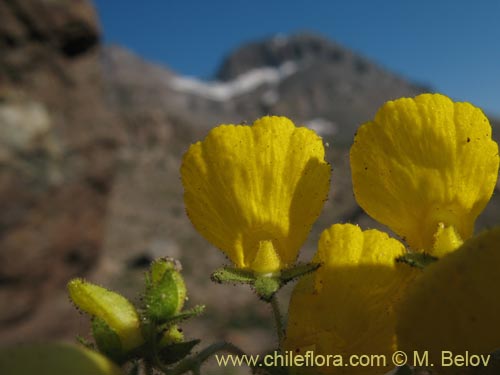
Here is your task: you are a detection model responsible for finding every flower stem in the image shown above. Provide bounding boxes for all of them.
[270,294,285,347]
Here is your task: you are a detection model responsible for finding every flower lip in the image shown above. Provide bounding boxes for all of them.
[350,93,499,254]
[181,116,331,273]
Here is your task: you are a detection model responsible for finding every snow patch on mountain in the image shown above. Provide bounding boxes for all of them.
[170,62,297,101]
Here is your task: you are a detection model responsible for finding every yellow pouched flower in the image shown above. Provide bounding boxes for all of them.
[284,224,417,374]
[350,93,499,257]
[396,227,500,374]
[181,116,331,274]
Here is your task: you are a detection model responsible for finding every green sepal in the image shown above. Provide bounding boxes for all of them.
[158,339,200,365]
[212,264,320,300]
[211,267,255,284]
[396,252,438,269]
[254,276,281,301]
[92,317,125,364]
[280,262,321,284]
[158,305,206,330]
[144,258,187,323]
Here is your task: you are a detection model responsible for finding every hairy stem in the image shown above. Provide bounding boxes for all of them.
[270,293,285,348]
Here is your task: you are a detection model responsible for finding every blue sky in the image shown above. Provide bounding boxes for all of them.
[94,0,500,117]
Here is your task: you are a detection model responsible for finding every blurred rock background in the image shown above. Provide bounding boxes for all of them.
[0,0,499,373]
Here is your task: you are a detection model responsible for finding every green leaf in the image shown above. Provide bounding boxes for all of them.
[0,343,123,375]
[254,276,281,301]
[211,267,256,284]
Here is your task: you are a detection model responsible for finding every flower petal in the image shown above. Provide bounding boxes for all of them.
[350,93,499,254]
[396,227,500,373]
[181,116,330,272]
[285,224,417,374]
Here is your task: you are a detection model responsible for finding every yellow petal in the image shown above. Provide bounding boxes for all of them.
[68,279,144,351]
[397,227,500,374]
[284,224,417,374]
[350,93,499,254]
[181,116,330,273]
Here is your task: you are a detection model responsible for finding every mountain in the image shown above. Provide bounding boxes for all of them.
[212,32,430,142]
[103,32,430,144]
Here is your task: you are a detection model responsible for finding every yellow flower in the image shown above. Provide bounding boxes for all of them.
[284,224,417,374]
[396,227,500,374]
[350,93,499,257]
[181,116,330,274]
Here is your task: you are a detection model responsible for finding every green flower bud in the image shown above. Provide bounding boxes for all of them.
[144,258,187,323]
[92,317,125,363]
[68,279,144,352]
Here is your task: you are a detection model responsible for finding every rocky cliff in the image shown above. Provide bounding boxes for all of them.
[0,0,122,342]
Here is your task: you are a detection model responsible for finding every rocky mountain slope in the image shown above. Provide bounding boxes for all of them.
[0,0,124,342]
[1,3,499,374]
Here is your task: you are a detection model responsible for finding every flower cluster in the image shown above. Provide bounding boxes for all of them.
[67,258,204,371]
[181,93,499,374]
